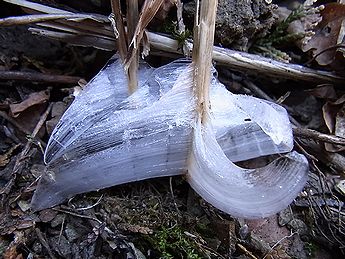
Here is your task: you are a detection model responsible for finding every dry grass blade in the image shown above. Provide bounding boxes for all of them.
[125,0,164,69]
[110,0,128,61]
[125,0,139,93]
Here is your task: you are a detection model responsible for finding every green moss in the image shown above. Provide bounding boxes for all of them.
[162,20,192,51]
[305,241,319,258]
[251,4,318,61]
[146,225,202,259]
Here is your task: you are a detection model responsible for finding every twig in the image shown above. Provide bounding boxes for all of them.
[147,32,344,84]
[35,228,56,259]
[52,208,103,224]
[169,177,180,215]
[262,231,297,259]
[2,0,343,84]
[242,80,274,102]
[58,214,66,244]
[75,194,104,211]
[293,127,345,145]
[237,243,259,259]
[0,103,52,198]
[294,140,318,161]
[0,13,105,26]
[0,71,81,84]
[53,207,118,237]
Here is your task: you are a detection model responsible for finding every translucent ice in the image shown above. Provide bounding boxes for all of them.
[31,57,308,218]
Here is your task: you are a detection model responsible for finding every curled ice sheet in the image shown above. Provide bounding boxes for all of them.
[31,59,308,217]
[32,67,196,210]
[45,59,190,164]
[45,56,154,164]
[45,58,292,165]
[211,82,293,162]
[188,116,308,219]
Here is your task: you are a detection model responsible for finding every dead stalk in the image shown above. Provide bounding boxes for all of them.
[193,0,218,121]
[126,0,139,94]
[110,0,128,61]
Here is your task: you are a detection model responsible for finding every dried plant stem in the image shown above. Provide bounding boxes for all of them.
[3,0,344,84]
[0,70,81,84]
[110,0,128,61]
[293,127,345,146]
[126,0,139,94]
[146,32,344,84]
[193,0,218,121]
[0,13,106,26]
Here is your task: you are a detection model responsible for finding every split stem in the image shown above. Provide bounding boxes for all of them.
[192,0,218,122]
[126,0,139,94]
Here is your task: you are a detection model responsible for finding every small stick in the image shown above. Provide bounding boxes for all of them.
[237,243,259,259]
[0,71,81,84]
[0,103,52,197]
[0,13,104,26]
[3,1,344,84]
[293,127,345,145]
[0,110,46,147]
[35,228,57,259]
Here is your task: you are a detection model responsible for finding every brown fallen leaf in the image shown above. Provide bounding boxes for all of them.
[3,246,23,259]
[9,90,50,117]
[302,3,345,67]
[322,95,345,152]
[305,84,337,100]
[0,144,21,167]
[13,104,47,140]
[46,101,68,135]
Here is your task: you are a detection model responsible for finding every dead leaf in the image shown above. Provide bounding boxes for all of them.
[9,90,50,117]
[118,223,153,234]
[322,95,345,152]
[302,3,345,66]
[39,209,59,223]
[46,101,67,135]
[322,95,345,133]
[0,144,21,167]
[13,104,47,139]
[305,84,337,99]
[3,246,22,259]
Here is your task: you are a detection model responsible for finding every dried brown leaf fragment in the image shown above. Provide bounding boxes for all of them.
[322,95,345,152]
[9,90,50,117]
[303,3,345,68]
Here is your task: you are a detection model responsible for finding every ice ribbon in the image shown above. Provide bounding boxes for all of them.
[31,57,308,218]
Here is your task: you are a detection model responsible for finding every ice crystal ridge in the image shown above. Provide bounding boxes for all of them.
[31,56,308,218]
